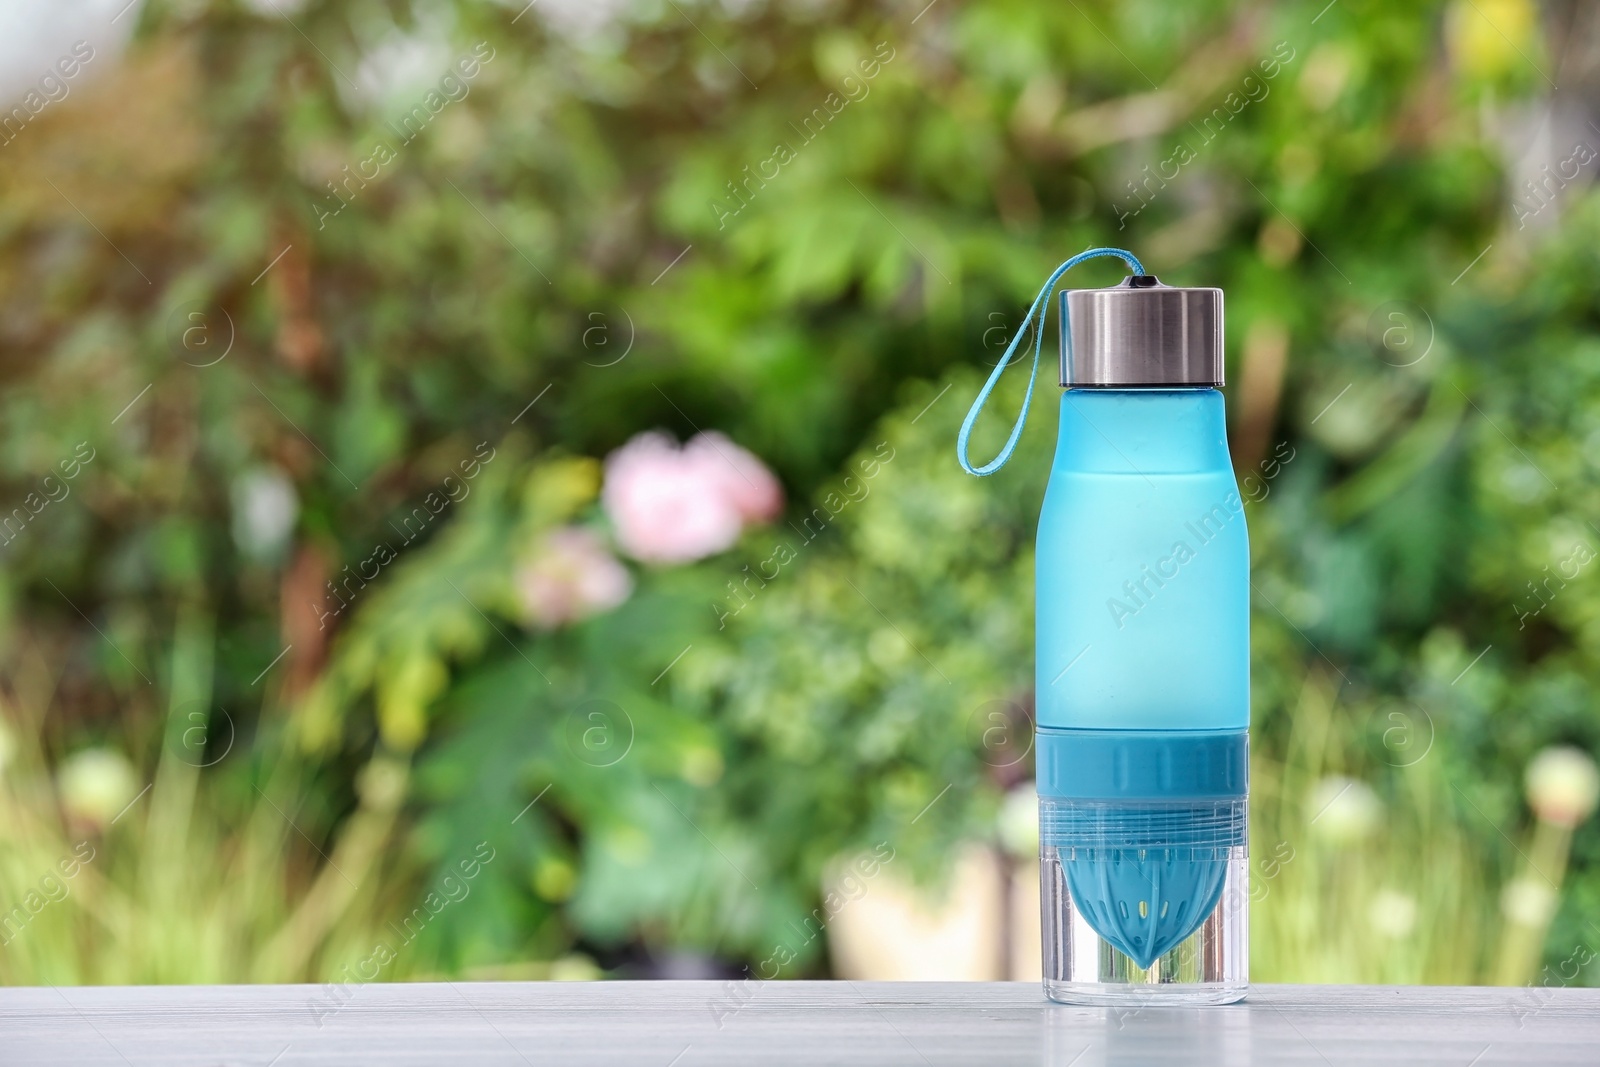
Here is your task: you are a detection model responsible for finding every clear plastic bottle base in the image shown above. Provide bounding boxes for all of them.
[1040,798,1248,1006]
[1042,978,1248,1007]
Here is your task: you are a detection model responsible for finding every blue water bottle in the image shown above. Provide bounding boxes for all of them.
[959,249,1248,1005]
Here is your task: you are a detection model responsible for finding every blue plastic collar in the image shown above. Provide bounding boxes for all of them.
[1036,728,1248,800]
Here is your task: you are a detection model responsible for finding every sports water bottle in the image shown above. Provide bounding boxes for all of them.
[958,248,1248,1005]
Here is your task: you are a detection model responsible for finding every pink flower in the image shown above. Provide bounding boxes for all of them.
[602,431,784,564]
[685,431,784,524]
[516,527,633,629]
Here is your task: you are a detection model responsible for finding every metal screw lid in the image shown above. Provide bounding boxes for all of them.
[1060,275,1224,388]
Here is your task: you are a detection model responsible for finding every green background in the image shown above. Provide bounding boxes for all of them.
[0,0,1594,987]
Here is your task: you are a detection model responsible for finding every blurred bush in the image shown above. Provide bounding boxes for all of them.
[0,0,1596,986]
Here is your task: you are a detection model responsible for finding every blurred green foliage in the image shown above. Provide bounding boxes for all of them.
[0,0,1596,985]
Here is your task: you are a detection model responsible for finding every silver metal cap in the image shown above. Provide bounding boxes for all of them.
[1060,276,1224,388]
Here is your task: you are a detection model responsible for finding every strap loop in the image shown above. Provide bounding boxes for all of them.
[956,247,1144,476]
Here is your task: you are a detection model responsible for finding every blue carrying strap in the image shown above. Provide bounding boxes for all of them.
[956,247,1144,476]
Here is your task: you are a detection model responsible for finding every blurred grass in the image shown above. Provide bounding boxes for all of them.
[1252,669,1497,984]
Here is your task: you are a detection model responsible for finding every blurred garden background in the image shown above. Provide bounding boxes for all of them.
[0,0,1597,991]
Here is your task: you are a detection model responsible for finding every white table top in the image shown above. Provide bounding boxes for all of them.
[0,980,1594,1065]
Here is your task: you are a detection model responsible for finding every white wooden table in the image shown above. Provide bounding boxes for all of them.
[0,981,1594,1065]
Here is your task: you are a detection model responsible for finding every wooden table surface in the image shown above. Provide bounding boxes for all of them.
[0,981,1595,1065]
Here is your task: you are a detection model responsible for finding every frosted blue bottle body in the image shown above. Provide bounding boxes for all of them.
[1036,388,1249,1004]
[1036,388,1248,728]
